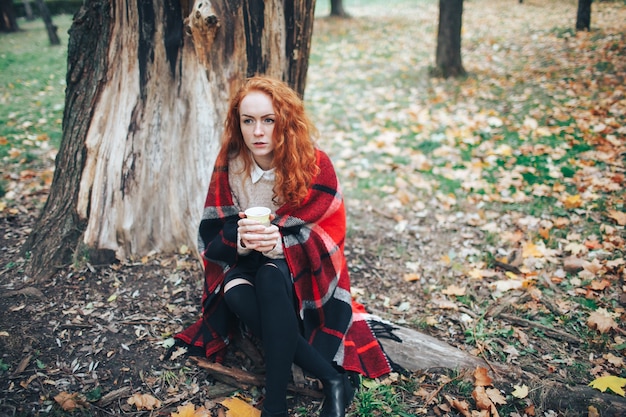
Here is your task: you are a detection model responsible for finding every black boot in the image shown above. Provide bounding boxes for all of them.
[342,373,356,408]
[320,374,348,417]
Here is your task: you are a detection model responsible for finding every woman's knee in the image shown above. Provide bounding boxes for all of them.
[223,278,253,308]
[256,263,290,297]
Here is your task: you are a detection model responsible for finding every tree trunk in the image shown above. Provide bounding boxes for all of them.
[35,0,59,45]
[0,0,20,32]
[329,0,349,18]
[434,0,466,78]
[22,0,34,21]
[576,0,592,31]
[23,0,317,280]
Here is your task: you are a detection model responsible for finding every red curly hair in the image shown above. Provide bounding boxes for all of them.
[220,76,320,207]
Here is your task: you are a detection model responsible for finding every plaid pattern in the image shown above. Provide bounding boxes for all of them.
[175,149,392,378]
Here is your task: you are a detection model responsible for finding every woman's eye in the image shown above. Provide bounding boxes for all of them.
[242,119,253,124]
[264,118,275,124]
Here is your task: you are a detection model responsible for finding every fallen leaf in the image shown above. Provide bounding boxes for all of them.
[446,395,471,417]
[127,393,162,410]
[588,375,626,396]
[604,353,624,368]
[587,308,618,334]
[171,403,210,417]
[220,397,261,417]
[473,367,492,387]
[54,392,84,411]
[563,194,582,209]
[403,273,420,282]
[522,241,543,258]
[588,279,610,291]
[472,386,499,416]
[486,387,507,405]
[170,346,187,361]
[607,210,626,226]
[442,285,466,296]
[489,279,523,294]
[511,384,529,399]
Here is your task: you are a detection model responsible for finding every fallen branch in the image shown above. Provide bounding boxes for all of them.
[97,386,131,407]
[192,357,323,399]
[498,313,580,344]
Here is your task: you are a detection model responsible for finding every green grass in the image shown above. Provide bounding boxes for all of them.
[0,15,71,165]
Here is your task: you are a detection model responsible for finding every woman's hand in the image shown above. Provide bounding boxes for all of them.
[238,212,280,252]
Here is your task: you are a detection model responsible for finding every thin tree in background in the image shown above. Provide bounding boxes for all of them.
[576,0,592,31]
[35,0,59,44]
[434,0,466,78]
[0,0,20,32]
[22,0,34,20]
[330,0,349,17]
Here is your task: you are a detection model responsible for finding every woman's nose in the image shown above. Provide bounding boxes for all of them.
[254,121,264,135]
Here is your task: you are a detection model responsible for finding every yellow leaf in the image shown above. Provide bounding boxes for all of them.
[588,375,626,396]
[468,268,484,280]
[522,241,543,258]
[127,393,162,410]
[511,384,529,399]
[171,403,210,417]
[563,194,582,209]
[220,397,261,417]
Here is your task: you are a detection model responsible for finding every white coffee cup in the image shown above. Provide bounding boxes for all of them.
[244,206,271,226]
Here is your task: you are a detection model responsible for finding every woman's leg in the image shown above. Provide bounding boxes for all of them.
[224,260,349,416]
[254,262,299,414]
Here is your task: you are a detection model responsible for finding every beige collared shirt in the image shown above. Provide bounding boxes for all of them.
[229,155,284,259]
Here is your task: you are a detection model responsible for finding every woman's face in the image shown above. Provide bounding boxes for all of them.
[239,91,276,170]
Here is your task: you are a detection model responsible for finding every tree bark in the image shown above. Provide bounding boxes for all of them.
[329,0,349,18]
[434,0,466,78]
[576,0,592,31]
[23,0,317,280]
[35,0,60,45]
[0,0,20,32]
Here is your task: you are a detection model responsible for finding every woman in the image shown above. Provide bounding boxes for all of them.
[174,76,392,417]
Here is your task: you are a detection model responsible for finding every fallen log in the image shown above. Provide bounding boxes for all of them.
[530,381,626,417]
[377,323,513,378]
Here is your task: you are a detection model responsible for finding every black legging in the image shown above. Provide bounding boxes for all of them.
[224,258,338,414]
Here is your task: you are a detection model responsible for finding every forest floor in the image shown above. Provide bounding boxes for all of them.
[1,0,626,416]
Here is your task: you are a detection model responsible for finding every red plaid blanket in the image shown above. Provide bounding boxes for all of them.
[175,149,392,378]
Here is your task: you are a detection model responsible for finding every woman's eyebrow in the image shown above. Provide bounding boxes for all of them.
[240,113,276,118]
